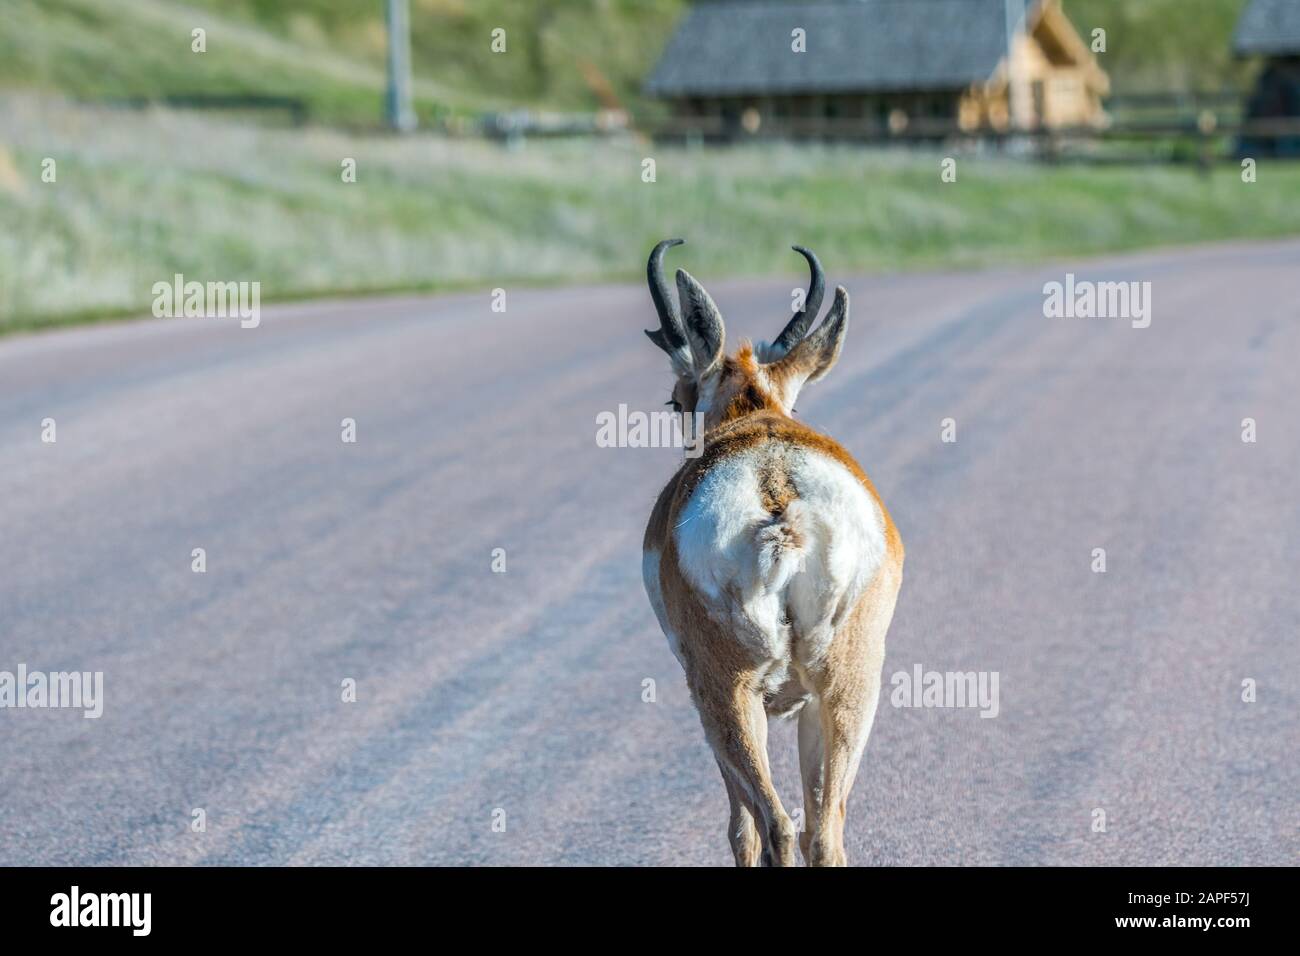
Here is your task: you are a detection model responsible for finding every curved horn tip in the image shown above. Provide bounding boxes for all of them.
[789,246,825,290]
[647,239,685,279]
[647,238,689,351]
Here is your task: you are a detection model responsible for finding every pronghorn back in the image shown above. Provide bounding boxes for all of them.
[645,412,899,675]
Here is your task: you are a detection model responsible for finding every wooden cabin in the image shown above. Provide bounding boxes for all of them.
[1234,0,1300,156]
[645,0,1109,138]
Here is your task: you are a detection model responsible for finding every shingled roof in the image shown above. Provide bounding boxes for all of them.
[1234,0,1300,55]
[646,0,1033,97]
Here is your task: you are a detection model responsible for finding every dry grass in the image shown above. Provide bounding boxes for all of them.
[4,95,1300,332]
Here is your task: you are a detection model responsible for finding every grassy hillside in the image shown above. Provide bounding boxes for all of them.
[3,2,1289,333]
[0,0,1255,129]
[198,0,688,116]
[0,0,686,125]
[5,95,1300,331]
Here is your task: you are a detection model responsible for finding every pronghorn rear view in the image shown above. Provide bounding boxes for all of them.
[640,239,904,867]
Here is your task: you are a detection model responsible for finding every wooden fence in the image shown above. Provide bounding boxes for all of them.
[92,90,1300,163]
[641,113,1300,165]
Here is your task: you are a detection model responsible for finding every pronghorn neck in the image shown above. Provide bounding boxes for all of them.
[694,343,792,436]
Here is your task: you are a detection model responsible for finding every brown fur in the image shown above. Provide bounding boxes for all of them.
[645,328,903,867]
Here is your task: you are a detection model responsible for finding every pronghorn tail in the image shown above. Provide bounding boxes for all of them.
[755,498,809,596]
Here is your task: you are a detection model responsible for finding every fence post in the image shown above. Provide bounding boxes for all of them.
[1197,109,1217,176]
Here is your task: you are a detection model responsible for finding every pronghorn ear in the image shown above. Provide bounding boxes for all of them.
[772,285,848,387]
[675,269,725,376]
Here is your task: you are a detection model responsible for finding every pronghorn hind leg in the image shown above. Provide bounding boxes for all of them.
[696,677,798,867]
[796,696,825,865]
[717,761,761,867]
[742,692,797,868]
[803,576,897,867]
[809,663,882,867]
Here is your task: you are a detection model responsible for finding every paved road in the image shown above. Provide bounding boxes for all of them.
[0,240,1296,865]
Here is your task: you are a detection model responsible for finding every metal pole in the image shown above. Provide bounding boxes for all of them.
[386,0,416,132]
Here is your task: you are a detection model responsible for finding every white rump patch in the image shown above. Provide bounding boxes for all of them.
[781,450,887,665]
[673,448,887,666]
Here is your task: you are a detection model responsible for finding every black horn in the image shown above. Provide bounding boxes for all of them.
[770,245,826,355]
[645,238,687,355]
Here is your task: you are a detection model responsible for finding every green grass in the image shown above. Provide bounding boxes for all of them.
[4,96,1300,333]
[0,0,1258,129]
[193,0,689,118]
[0,0,687,125]
[0,0,391,124]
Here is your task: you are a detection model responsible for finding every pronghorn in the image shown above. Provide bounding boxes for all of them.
[640,239,904,867]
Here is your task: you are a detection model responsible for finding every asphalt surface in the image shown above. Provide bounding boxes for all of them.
[0,239,1296,866]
